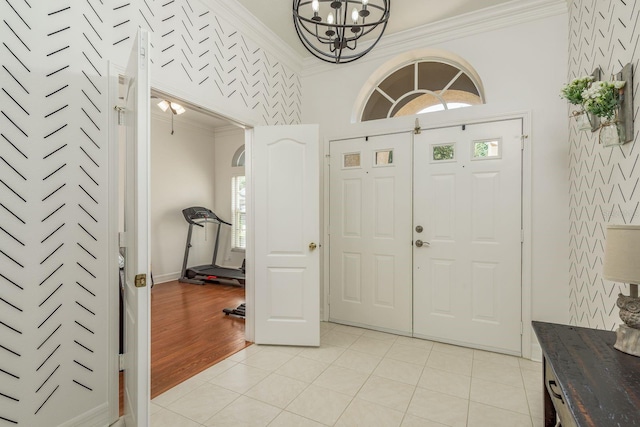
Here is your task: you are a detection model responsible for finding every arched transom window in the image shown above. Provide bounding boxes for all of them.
[361,60,484,121]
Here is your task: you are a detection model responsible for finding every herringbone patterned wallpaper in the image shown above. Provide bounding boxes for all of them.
[111,0,302,125]
[568,0,640,329]
[0,0,301,424]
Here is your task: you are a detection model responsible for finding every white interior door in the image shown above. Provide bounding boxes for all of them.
[253,125,320,346]
[122,29,150,426]
[413,119,522,354]
[328,133,412,334]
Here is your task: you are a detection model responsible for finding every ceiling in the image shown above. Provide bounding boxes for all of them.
[235,0,516,58]
[152,0,521,129]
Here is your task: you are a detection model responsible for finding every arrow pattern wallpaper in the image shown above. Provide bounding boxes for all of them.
[0,0,301,424]
[568,0,640,330]
[111,0,302,125]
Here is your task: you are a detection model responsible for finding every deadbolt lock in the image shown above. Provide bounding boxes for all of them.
[415,225,423,233]
[135,274,147,288]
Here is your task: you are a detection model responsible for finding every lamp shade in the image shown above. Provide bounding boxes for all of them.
[603,225,640,283]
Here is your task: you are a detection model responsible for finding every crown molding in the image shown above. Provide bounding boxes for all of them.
[301,0,568,76]
[214,125,245,137]
[197,0,304,74]
[150,108,218,134]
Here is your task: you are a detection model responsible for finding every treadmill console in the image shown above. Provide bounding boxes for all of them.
[182,206,215,224]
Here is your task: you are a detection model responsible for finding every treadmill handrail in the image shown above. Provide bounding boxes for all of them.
[182,206,232,227]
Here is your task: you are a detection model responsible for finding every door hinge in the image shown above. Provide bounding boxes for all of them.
[520,134,528,150]
[520,322,524,335]
[521,229,524,243]
[135,273,147,288]
[119,353,125,371]
[119,231,128,248]
[114,105,125,126]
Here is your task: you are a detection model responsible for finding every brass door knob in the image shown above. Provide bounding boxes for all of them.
[309,242,317,250]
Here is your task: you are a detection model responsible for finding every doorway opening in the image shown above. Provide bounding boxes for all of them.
[117,86,253,413]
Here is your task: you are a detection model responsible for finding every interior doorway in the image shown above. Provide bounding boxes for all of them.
[117,86,252,405]
[147,90,250,397]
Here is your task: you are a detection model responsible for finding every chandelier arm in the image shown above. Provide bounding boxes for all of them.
[294,19,342,60]
[296,18,340,44]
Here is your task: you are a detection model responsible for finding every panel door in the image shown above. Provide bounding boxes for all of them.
[122,29,151,426]
[413,120,522,354]
[253,125,320,346]
[329,133,413,334]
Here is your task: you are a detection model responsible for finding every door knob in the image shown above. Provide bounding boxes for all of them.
[415,240,430,247]
[309,242,317,250]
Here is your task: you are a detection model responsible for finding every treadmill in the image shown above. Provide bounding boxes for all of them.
[179,206,245,285]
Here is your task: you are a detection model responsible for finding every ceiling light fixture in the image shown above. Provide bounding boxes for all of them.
[157,100,186,115]
[157,100,186,135]
[293,0,390,64]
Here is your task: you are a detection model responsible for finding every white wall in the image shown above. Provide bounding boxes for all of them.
[213,127,246,268]
[303,5,570,352]
[150,112,218,282]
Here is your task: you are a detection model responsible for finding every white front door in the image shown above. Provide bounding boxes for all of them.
[252,125,320,346]
[122,29,151,425]
[413,119,522,354]
[328,133,413,334]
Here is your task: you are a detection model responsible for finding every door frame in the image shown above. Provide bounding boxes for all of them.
[107,78,257,420]
[323,111,533,358]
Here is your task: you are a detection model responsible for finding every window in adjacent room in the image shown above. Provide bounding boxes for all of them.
[231,145,246,250]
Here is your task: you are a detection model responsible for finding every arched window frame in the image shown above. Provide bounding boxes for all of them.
[352,49,486,123]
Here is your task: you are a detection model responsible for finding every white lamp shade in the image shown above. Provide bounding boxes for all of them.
[603,225,640,283]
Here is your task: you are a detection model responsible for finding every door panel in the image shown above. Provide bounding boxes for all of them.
[329,133,412,334]
[253,125,320,346]
[413,120,522,354]
[122,29,150,426]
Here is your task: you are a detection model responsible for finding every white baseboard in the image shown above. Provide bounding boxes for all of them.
[153,271,181,284]
[530,341,543,362]
[58,403,110,427]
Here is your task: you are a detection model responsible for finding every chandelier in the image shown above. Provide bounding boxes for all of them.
[293,0,390,64]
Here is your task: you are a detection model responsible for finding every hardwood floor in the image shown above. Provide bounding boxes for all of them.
[150,280,250,398]
[118,279,250,413]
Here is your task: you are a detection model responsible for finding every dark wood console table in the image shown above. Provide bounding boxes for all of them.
[532,321,640,426]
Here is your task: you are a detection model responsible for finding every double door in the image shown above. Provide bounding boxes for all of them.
[329,119,523,354]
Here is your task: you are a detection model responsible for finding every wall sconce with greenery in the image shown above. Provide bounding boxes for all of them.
[561,63,633,147]
[560,75,594,131]
[583,79,626,145]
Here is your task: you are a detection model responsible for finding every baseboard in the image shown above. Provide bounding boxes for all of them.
[530,341,543,362]
[57,403,111,427]
[153,271,180,284]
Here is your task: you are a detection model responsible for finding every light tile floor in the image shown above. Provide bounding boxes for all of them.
[151,322,543,426]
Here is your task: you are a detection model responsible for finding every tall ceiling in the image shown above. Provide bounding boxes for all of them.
[234,0,515,58]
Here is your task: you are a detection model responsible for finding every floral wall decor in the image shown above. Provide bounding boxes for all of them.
[561,63,634,146]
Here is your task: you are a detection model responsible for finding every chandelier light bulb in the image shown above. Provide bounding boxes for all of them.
[312,0,319,13]
[327,12,334,25]
[362,0,368,5]
[352,7,359,24]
